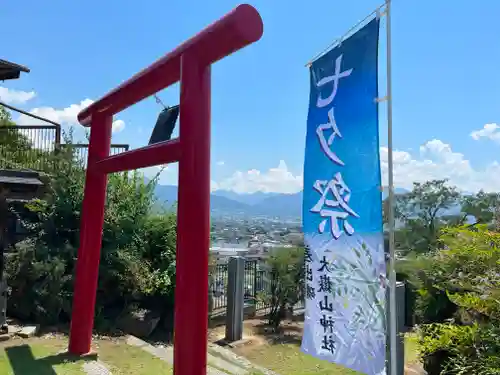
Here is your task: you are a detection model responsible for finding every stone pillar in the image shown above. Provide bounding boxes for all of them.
[225,256,245,342]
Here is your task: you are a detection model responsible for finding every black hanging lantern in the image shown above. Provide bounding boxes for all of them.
[148,105,179,145]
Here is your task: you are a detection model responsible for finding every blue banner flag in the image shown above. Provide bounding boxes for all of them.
[301,18,386,375]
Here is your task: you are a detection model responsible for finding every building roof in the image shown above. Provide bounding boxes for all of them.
[0,59,30,81]
[0,169,43,186]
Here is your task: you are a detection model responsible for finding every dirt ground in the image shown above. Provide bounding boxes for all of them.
[208,317,423,375]
[208,317,304,355]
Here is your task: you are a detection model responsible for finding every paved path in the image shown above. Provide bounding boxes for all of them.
[82,360,112,375]
[125,335,278,375]
[405,363,427,374]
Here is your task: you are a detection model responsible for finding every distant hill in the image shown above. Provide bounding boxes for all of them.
[150,178,470,219]
[154,185,249,214]
[154,184,468,219]
[380,186,463,216]
[154,185,301,218]
[251,192,302,217]
[153,185,412,219]
[153,185,178,206]
[212,190,279,206]
[381,187,410,200]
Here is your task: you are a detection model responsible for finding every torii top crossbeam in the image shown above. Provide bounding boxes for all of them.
[67,5,263,375]
[77,5,263,126]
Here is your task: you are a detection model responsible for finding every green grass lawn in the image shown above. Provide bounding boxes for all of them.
[235,343,358,375]
[94,338,173,375]
[0,336,173,375]
[404,333,419,364]
[0,337,85,375]
[234,334,418,375]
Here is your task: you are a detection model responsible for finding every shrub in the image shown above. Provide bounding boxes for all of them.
[259,246,304,329]
[399,252,457,324]
[5,141,177,325]
[417,323,500,375]
[5,240,73,325]
[410,226,500,374]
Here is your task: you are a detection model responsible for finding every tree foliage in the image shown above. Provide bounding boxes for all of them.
[5,135,177,325]
[462,190,500,229]
[0,106,36,169]
[0,106,16,127]
[259,246,304,329]
[403,226,500,374]
[390,178,500,373]
[389,179,461,254]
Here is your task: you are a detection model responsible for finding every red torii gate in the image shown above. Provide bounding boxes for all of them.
[67,5,263,375]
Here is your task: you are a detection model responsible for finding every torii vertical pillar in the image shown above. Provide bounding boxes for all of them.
[68,114,112,351]
[67,5,263,375]
[174,54,211,373]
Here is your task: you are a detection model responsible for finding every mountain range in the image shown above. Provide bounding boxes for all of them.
[154,185,302,218]
[154,185,411,219]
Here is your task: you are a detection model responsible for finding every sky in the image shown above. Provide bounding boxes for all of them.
[2,0,500,194]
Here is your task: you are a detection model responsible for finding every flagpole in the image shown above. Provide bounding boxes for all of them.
[385,0,398,374]
[305,2,386,67]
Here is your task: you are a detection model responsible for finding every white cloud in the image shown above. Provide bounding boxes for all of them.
[114,137,500,195]
[112,119,125,133]
[209,139,500,194]
[16,99,93,126]
[470,123,500,143]
[381,139,500,192]
[142,165,169,180]
[212,160,303,194]
[216,160,225,166]
[16,98,125,133]
[0,86,36,104]
[210,180,219,191]
[141,164,179,186]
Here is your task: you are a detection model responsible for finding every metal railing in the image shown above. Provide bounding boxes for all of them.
[254,268,275,311]
[209,260,262,312]
[0,125,60,170]
[208,258,306,315]
[0,125,129,171]
[209,259,302,313]
[61,144,130,167]
[209,263,228,311]
[244,260,258,304]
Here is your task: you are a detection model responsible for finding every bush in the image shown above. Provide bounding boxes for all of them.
[399,252,457,324]
[259,246,304,329]
[417,323,500,375]
[409,226,500,374]
[6,240,73,325]
[5,141,177,326]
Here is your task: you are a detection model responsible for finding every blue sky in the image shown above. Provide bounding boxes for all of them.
[2,0,500,193]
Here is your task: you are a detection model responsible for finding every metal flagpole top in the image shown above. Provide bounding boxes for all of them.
[305,1,388,67]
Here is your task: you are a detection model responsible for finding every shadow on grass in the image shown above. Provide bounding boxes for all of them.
[253,322,303,346]
[5,345,97,375]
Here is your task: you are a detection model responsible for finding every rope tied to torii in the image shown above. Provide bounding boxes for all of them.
[154,94,167,109]
[149,94,179,145]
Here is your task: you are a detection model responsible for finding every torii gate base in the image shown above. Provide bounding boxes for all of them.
[67,6,263,375]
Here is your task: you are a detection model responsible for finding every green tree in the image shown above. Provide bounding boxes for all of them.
[461,190,500,229]
[393,180,461,254]
[6,143,177,325]
[259,246,305,329]
[408,226,500,374]
[0,106,15,126]
[0,106,36,169]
